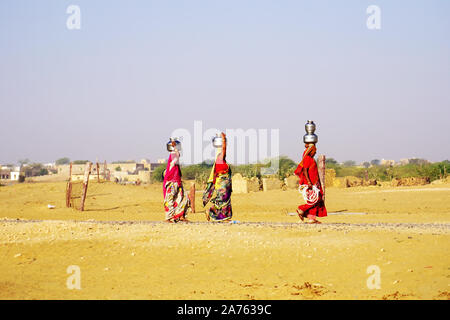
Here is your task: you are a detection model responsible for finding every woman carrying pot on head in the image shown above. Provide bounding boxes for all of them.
[202,132,233,221]
[295,143,327,224]
[163,138,191,223]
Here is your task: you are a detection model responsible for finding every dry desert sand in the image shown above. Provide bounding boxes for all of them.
[0,181,449,299]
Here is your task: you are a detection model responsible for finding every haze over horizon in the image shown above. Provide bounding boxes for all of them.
[1,1,449,165]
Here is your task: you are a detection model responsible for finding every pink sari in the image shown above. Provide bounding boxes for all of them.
[163,152,189,221]
[163,152,182,195]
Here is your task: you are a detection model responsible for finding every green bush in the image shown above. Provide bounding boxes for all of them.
[73,160,89,165]
[181,163,212,181]
[231,164,262,179]
[55,157,70,165]
[151,162,212,183]
[151,164,166,182]
[150,157,450,184]
[333,161,450,182]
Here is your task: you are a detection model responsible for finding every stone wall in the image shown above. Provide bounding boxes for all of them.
[331,176,378,188]
[232,174,249,194]
[56,164,85,177]
[284,175,299,189]
[391,177,430,186]
[138,170,151,183]
[232,174,261,193]
[262,177,281,192]
[247,177,261,192]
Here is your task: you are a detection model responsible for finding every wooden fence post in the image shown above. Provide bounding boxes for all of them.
[318,155,326,202]
[104,160,109,181]
[80,162,92,211]
[66,162,73,208]
[189,184,196,213]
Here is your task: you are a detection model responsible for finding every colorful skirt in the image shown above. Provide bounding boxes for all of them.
[203,171,232,221]
[164,181,190,221]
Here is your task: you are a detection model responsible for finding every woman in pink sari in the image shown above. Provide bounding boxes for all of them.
[163,139,191,222]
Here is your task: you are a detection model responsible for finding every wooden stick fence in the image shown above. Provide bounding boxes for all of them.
[318,154,326,202]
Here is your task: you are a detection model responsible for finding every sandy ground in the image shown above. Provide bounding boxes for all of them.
[0,181,449,299]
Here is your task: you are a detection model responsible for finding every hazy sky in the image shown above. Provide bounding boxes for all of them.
[1,0,449,165]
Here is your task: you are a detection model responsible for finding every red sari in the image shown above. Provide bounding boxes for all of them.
[294,152,327,218]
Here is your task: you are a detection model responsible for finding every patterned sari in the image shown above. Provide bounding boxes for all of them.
[163,152,190,221]
[164,181,190,221]
[202,151,233,221]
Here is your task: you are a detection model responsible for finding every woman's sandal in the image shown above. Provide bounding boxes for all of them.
[296,209,305,221]
[179,216,189,223]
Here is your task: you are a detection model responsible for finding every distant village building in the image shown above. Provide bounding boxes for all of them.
[380,159,395,166]
[0,169,10,180]
[10,171,20,181]
[399,158,410,165]
[409,158,430,165]
[399,158,430,165]
[56,160,164,183]
[1,166,30,181]
[150,163,163,171]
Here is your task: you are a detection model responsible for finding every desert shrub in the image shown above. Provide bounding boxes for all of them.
[150,157,450,184]
[112,160,136,164]
[73,160,89,165]
[231,164,262,179]
[55,157,70,165]
[391,162,450,181]
[278,156,297,179]
[194,171,209,184]
[230,156,297,180]
[151,165,166,182]
[336,166,364,178]
[367,165,390,181]
[181,164,212,181]
[343,160,357,167]
[334,161,450,182]
[151,162,212,183]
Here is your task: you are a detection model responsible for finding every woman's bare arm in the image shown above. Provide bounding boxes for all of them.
[302,167,312,188]
[221,132,227,161]
[169,142,180,170]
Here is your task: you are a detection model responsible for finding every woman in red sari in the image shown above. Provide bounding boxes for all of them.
[294,143,327,223]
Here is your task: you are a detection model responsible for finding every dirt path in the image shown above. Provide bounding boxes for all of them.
[1,218,449,233]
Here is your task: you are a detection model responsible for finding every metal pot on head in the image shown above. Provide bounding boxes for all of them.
[212,134,223,148]
[166,138,181,152]
[303,120,318,144]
